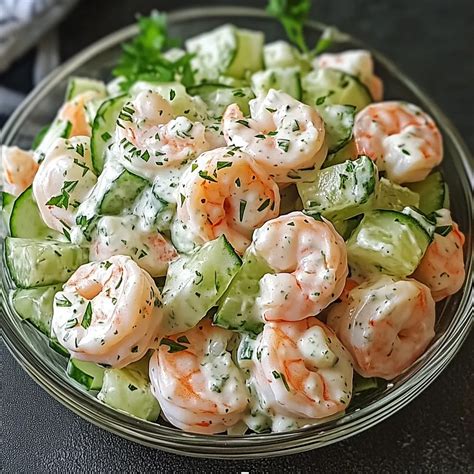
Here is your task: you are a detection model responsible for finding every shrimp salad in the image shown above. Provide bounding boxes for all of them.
[1,11,467,435]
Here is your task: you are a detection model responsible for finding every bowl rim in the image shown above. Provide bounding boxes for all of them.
[1,5,473,459]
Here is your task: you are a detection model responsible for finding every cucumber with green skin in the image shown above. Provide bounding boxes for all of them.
[407,171,449,215]
[1,192,15,232]
[11,284,61,336]
[251,67,302,100]
[374,177,420,211]
[65,76,107,101]
[5,237,88,288]
[34,119,72,163]
[346,210,431,277]
[9,187,62,239]
[317,104,356,154]
[67,359,105,391]
[161,235,242,335]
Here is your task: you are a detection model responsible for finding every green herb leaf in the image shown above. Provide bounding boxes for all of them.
[160,337,188,353]
[81,302,93,329]
[435,225,453,237]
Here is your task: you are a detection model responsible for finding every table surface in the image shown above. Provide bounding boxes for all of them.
[2,0,473,472]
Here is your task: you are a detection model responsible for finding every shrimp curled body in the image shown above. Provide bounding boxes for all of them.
[149,319,249,434]
[354,101,443,183]
[177,147,280,254]
[252,211,348,321]
[1,146,38,196]
[52,255,163,368]
[223,89,327,184]
[327,276,436,380]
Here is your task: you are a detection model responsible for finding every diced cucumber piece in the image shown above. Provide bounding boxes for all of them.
[133,185,175,232]
[170,216,199,254]
[186,25,263,80]
[236,333,258,370]
[374,177,420,211]
[5,237,88,288]
[346,210,431,277]
[332,216,362,240]
[67,359,105,390]
[49,338,70,357]
[353,374,380,393]
[11,284,61,336]
[9,187,61,239]
[161,236,242,334]
[32,124,51,150]
[297,156,377,221]
[250,67,302,100]
[317,104,356,154]
[214,249,272,334]
[323,140,358,168]
[1,192,15,231]
[65,77,107,101]
[98,360,160,421]
[34,119,72,163]
[91,93,128,174]
[407,171,450,215]
[302,68,372,112]
[402,207,435,238]
[263,40,301,69]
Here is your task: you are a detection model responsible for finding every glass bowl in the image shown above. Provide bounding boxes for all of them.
[1,6,472,459]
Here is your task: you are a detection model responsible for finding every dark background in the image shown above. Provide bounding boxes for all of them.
[2,0,473,472]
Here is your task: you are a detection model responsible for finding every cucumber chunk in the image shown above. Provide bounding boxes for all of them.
[9,187,62,239]
[32,124,51,150]
[49,338,69,358]
[66,77,107,101]
[251,67,302,100]
[346,210,431,277]
[98,358,160,421]
[374,177,420,210]
[67,359,105,391]
[402,206,435,238]
[214,249,273,334]
[5,237,88,288]
[91,93,128,174]
[407,171,449,215]
[161,236,242,334]
[34,119,72,163]
[11,284,61,336]
[1,192,15,232]
[332,215,362,240]
[297,156,377,221]
[227,28,264,78]
[302,68,372,112]
[317,104,356,154]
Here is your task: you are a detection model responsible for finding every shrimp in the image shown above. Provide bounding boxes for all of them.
[222,89,327,184]
[90,215,178,277]
[247,318,353,428]
[52,255,163,368]
[58,90,102,137]
[413,209,465,301]
[176,147,280,254]
[32,136,97,233]
[115,90,212,180]
[250,211,348,321]
[316,49,383,101]
[327,275,436,380]
[0,146,38,196]
[353,101,443,183]
[148,319,249,434]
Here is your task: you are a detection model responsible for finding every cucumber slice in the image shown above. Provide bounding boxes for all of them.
[65,77,107,101]
[353,374,380,394]
[332,215,362,240]
[11,284,61,336]
[98,360,160,421]
[250,67,302,100]
[161,235,242,334]
[9,187,61,239]
[133,185,176,232]
[263,40,301,69]
[49,338,70,358]
[227,28,264,78]
[407,171,450,215]
[402,206,435,238]
[317,104,356,154]
[32,124,51,150]
[346,210,431,277]
[214,249,272,334]
[34,119,72,163]
[375,177,420,211]
[91,93,128,174]
[323,140,358,168]
[1,192,15,232]
[5,237,88,288]
[302,68,372,112]
[297,156,377,221]
[67,359,105,390]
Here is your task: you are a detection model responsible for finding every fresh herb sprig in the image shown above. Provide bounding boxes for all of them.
[113,11,195,91]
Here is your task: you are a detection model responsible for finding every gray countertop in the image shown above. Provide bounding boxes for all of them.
[2,0,473,471]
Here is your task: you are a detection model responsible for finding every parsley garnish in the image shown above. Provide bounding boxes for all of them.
[81,302,93,329]
[239,199,247,222]
[198,170,217,182]
[216,161,232,170]
[160,337,188,353]
[56,295,72,307]
[46,180,78,209]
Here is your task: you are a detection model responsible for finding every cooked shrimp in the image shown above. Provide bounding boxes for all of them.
[0,146,38,196]
[413,209,465,301]
[149,319,248,434]
[251,211,347,321]
[115,90,211,180]
[353,101,443,183]
[52,255,163,368]
[247,318,353,426]
[223,89,327,184]
[316,50,383,101]
[176,147,280,254]
[58,90,102,137]
[327,275,436,380]
[32,136,97,232]
[90,215,178,277]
